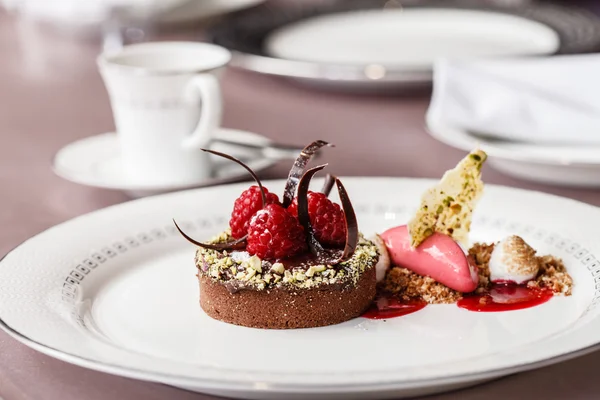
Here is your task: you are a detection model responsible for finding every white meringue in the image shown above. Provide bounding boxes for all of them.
[489,235,539,284]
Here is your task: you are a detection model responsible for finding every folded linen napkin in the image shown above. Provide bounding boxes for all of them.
[426,54,600,145]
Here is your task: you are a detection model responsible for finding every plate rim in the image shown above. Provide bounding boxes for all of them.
[2,313,600,393]
[2,177,600,392]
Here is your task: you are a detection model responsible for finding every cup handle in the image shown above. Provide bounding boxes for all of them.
[182,74,222,150]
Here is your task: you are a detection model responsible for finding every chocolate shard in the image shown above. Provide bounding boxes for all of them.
[334,177,359,261]
[297,164,329,257]
[202,148,266,207]
[297,166,359,264]
[282,140,333,208]
[173,219,247,251]
[321,173,335,197]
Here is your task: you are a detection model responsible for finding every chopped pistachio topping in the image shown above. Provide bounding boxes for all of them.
[408,149,487,247]
[195,231,379,291]
[306,265,326,277]
[247,255,262,272]
[271,263,285,274]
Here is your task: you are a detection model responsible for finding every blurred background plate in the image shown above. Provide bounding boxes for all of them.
[0,0,266,35]
[156,0,265,25]
[206,0,600,92]
[425,116,600,188]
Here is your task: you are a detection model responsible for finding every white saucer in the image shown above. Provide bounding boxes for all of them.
[53,128,281,198]
[425,117,600,187]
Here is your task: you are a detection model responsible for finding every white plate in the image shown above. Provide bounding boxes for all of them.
[52,128,284,198]
[157,0,264,25]
[425,117,600,187]
[265,9,560,69]
[2,177,600,399]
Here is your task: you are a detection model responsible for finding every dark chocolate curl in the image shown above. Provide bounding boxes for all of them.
[297,167,359,264]
[334,178,359,261]
[173,219,247,251]
[202,148,266,207]
[321,173,335,197]
[282,140,333,208]
[297,164,328,256]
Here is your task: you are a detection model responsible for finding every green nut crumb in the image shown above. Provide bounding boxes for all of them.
[271,263,285,274]
[306,265,326,277]
[196,231,379,291]
[247,255,262,272]
[245,269,256,280]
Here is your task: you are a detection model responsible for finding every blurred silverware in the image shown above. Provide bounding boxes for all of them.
[210,138,305,161]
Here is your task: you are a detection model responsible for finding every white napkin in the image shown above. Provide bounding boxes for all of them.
[426,54,600,145]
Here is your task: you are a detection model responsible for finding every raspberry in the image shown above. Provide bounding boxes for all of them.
[229,186,280,238]
[287,191,346,247]
[247,204,307,259]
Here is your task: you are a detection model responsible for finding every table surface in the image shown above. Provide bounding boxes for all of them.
[2,4,600,400]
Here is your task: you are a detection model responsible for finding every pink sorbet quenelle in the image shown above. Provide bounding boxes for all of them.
[380,225,479,293]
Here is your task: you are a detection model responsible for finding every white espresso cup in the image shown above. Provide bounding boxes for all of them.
[97,41,231,185]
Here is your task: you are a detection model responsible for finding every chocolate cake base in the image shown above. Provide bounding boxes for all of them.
[199,266,376,329]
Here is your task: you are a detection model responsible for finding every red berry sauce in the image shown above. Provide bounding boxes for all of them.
[457,282,553,312]
[362,294,427,319]
[362,283,554,320]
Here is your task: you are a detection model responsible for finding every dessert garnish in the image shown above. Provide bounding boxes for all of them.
[373,149,573,316]
[174,140,332,253]
[320,173,335,197]
[295,164,358,264]
[457,284,553,312]
[408,149,486,248]
[376,149,485,293]
[175,142,574,327]
[175,140,379,329]
[488,235,539,284]
[281,140,333,208]
[173,149,264,251]
[175,145,359,264]
[362,296,426,320]
[381,225,478,293]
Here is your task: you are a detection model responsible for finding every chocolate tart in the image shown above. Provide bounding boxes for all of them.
[175,140,378,329]
[196,232,378,329]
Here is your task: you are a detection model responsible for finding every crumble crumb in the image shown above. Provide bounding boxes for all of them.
[381,266,462,304]
[528,255,573,296]
[381,241,573,304]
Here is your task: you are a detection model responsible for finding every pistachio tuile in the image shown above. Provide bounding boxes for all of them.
[408,148,487,248]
